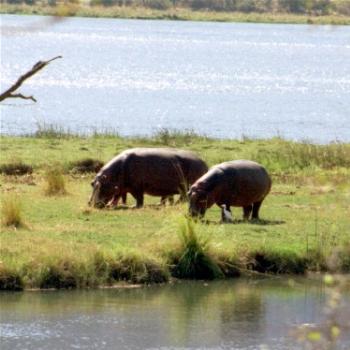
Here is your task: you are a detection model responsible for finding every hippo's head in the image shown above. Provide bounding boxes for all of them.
[88,174,120,208]
[188,186,209,217]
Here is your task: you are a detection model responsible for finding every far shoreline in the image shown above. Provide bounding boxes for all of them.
[1,4,350,26]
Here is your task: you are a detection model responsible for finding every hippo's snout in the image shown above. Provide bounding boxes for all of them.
[189,203,206,218]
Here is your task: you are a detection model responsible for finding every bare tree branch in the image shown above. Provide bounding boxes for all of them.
[0,56,63,103]
[4,93,37,102]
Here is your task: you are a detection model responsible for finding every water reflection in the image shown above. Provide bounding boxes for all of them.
[1,278,349,349]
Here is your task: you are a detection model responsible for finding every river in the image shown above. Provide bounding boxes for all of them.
[1,278,350,350]
[1,15,350,143]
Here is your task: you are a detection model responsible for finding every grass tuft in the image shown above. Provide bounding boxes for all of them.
[249,250,308,274]
[0,266,24,291]
[110,252,169,284]
[1,195,25,228]
[152,128,209,146]
[44,165,66,196]
[69,158,104,173]
[39,260,79,289]
[171,219,224,279]
[0,161,33,176]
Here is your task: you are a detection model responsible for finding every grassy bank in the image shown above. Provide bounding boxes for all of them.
[0,132,349,290]
[1,4,350,25]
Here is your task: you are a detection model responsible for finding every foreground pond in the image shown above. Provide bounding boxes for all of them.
[1,278,349,349]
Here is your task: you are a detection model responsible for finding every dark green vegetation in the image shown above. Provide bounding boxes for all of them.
[2,0,350,25]
[0,131,349,290]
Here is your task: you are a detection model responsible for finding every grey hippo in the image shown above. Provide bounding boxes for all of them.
[89,148,208,208]
[188,160,271,220]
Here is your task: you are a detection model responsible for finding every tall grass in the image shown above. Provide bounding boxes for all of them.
[253,140,350,172]
[33,123,74,139]
[171,219,223,279]
[0,161,33,176]
[44,165,66,196]
[0,266,24,291]
[1,194,25,228]
[152,128,209,146]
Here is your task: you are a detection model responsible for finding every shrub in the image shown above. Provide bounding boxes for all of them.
[1,195,25,228]
[44,165,66,196]
[0,161,33,176]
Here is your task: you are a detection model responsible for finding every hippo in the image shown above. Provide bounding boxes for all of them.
[89,148,208,208]
[188,160,271,220]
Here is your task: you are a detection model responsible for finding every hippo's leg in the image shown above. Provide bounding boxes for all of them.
[168,196,174,205]
[252,201,262,219]
[160,196,175,206]
[130,189,144,208]
[121,192,127,205]
[243,205,253,220]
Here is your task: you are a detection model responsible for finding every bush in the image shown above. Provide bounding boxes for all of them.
[334,0,350,15]
[44,165,66,196]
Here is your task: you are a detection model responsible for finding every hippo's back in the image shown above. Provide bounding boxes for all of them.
[194,160,271,207]
[172,149,208,184]
[122,148,204,196]
[221,160,271,205]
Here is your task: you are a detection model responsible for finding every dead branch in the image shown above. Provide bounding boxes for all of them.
[0,56,62,103]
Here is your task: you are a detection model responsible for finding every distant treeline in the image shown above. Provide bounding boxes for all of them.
[2,0,350,16]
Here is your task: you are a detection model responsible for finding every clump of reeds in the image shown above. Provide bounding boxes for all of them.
[33,123,72,139]
[0,161,33,176]
[44,165,66,196]
[0,265,24,291]
[171,218,223,279]
[69,158,104,174]
[109,251,169,284]
[254,140,350,172]
[39,259,82,289]
[1,195,25,228]
[249,250,308,274]
[153,128,207,146]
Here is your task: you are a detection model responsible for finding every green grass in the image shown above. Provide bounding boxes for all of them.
[1,194,26,228]
[1,4,350,25]
[0,133,349,290]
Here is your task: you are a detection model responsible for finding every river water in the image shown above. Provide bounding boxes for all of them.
[1,15,350,143]
[1,278,350,350]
